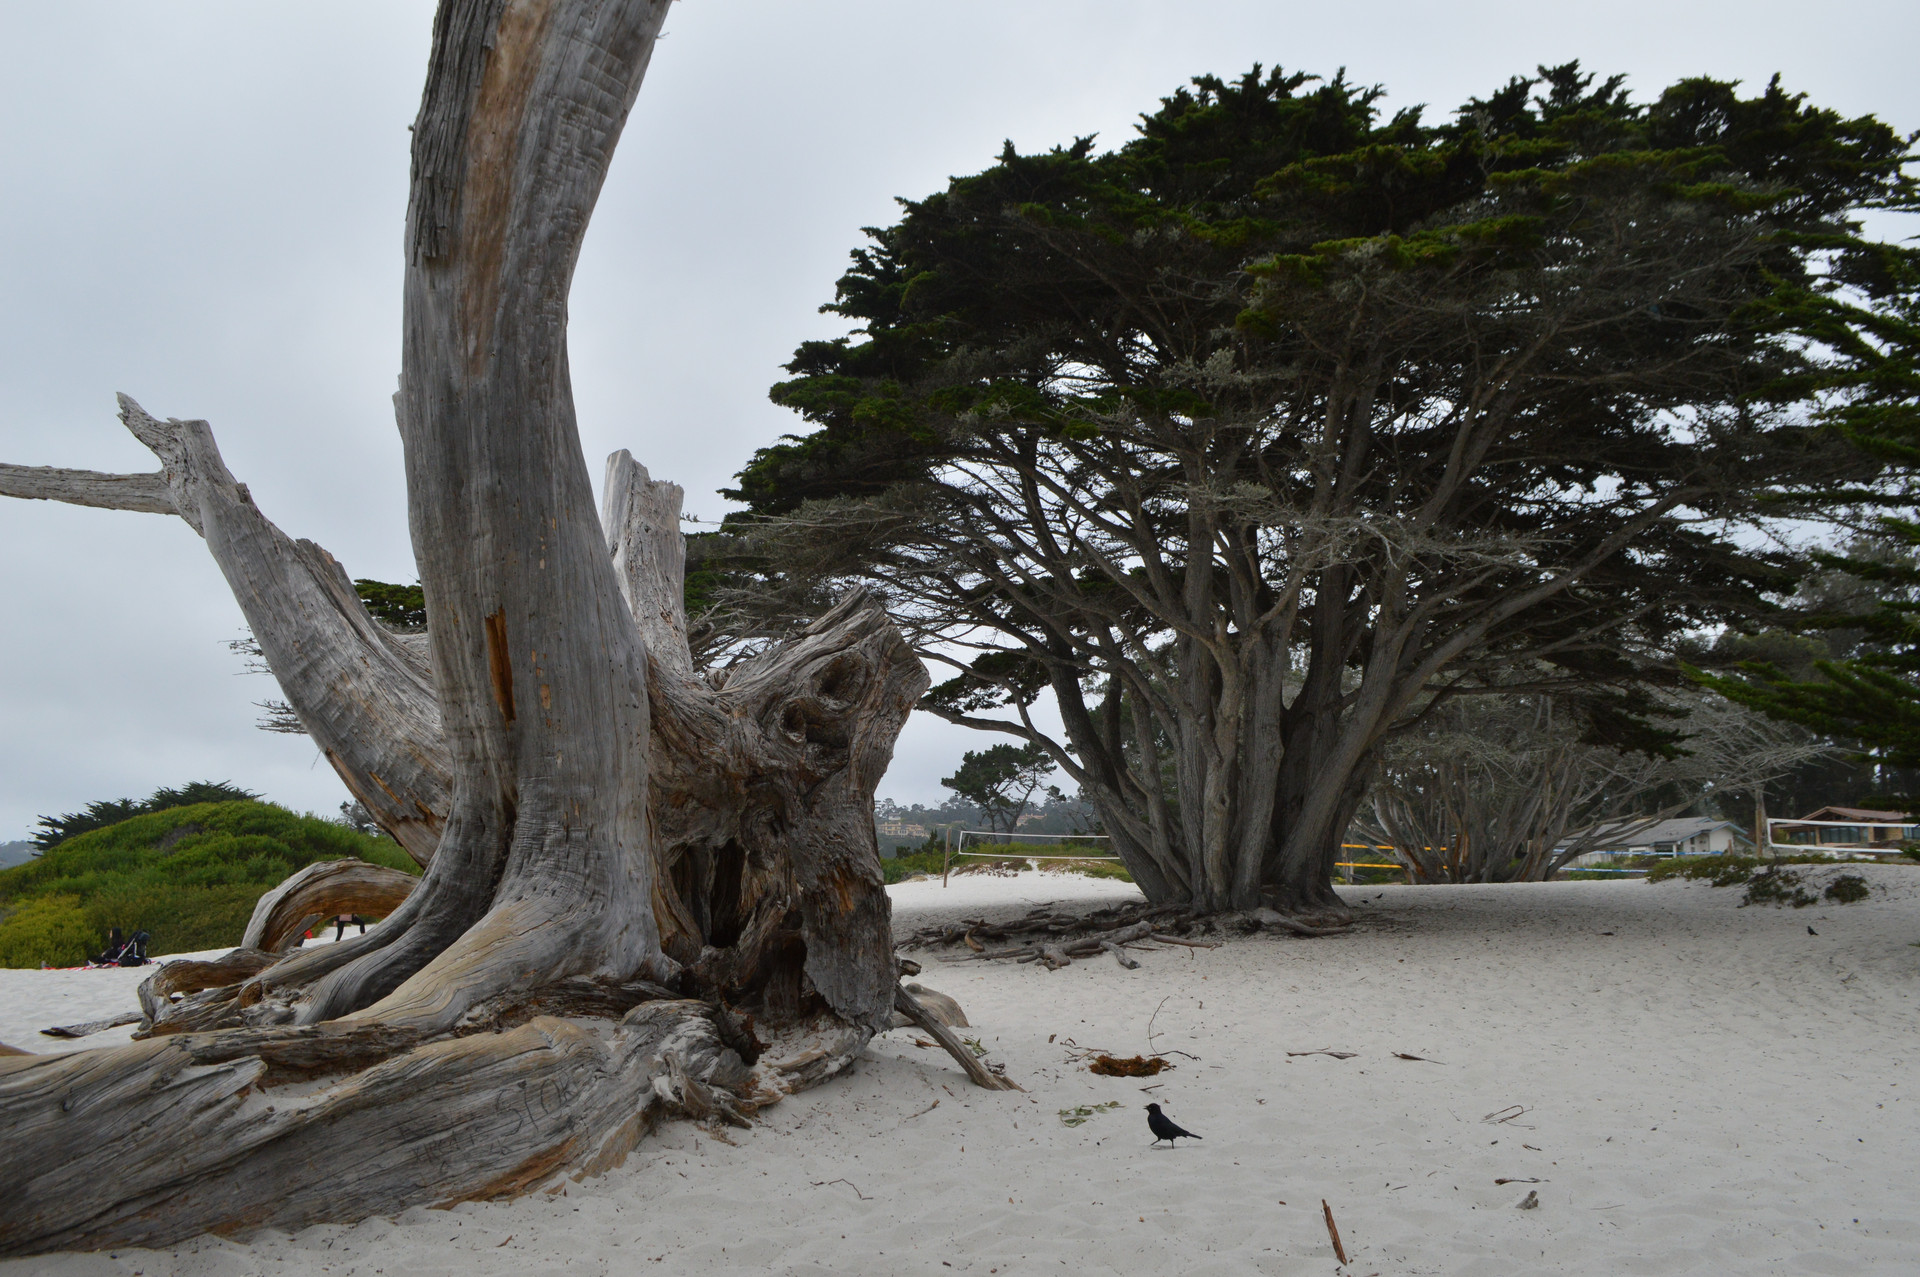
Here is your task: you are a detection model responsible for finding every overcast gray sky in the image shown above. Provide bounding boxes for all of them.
[1,1,1915,837]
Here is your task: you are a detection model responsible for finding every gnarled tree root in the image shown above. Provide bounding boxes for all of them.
[240,859,421,955]
[0,997,860,1256]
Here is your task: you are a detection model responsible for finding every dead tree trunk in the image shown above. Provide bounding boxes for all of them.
[0,0,932,1255]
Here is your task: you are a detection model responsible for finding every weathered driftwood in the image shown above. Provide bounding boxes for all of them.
[1249,907,1350,938]
[903,898,1347,960]
[940,920,1160,966]
[894,982,968,1029]
[133,948,278,1029]
[37,1011,143,1040]
[241,859,421,953]
[0,0,932,1255]
[0,999,778,1254]
[901,900,1196,950]
[0,463,174,515]
[893,984,1022,1092]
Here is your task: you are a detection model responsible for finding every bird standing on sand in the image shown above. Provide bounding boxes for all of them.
[1145,1103,1201,1148]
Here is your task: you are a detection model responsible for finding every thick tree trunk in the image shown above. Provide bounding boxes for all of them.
[0,0,931,1255]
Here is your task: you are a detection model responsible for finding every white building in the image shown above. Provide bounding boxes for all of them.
[1566,817,1750,863]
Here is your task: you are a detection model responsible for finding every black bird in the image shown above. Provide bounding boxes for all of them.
[1144,1103,1201,1148]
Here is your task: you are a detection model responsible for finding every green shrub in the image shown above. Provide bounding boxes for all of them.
[1040,857,1135,882]
[0,895,97,968]
[1824,874,1872,904]
[877,844,1135,884]
[1742,866,1817,908]
[1648,855,1884,908]
[1643,853,1882,887]
[882,848,950,883]
[0,801,419,966]
[1646,855,1760,885]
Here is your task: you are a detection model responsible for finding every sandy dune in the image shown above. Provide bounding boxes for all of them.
[3,866,1916,1274]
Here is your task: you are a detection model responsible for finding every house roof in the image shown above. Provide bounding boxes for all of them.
[1794,806,1911,823]
[1577,817,1741,849]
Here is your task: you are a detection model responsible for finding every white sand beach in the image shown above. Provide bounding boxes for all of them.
[3,867,1916,1275]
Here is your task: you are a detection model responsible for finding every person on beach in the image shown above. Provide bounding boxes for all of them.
[333,913,366,941]
[92,928,149,967]
[92,928,126,965]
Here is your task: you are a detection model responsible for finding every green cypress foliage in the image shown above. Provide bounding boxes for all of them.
[32,780,260,851]
[1689,233,1920,788]
[352,579,427,631]
[720,62,1912,890]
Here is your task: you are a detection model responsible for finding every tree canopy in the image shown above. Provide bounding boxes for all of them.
[727,62,1914,909]
[1690,231,1920,798]
[940,742,1061,833]
[31,780,260,850]
[351,579,427,631]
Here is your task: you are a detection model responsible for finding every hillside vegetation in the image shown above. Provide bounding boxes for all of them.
[0,801,418,968]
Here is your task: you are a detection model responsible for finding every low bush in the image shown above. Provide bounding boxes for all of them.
[1643,854,1885,909]
[1646,855,1761,886]
[1643,854,1873,886]
[1824,874,1871,904]
[0,895,97,968]
[881,848,950,884]
[0,801,418,966]
[1040,857,1135,882]
[1741,866,1818,908]
[878,844,1135,884]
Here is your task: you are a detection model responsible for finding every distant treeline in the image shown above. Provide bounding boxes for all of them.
[32,780,263,850]
[874,791,1099,852]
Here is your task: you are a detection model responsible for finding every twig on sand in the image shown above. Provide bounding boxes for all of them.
[1495,1177,1545,1185]
[1288,1049,1358,1060]
[1483,1104,1534,1126]
[1322,1199,1349,1265]
[1146,995,1171,1056]
[1392,1052,1444,1064]
[811,1179,871,1201]
[902,1100,940,1122]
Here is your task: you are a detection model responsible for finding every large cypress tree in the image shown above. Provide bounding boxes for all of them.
[727,64,1912,913]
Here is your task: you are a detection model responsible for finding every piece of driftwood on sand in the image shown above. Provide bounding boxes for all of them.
[903,898,1339,971]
